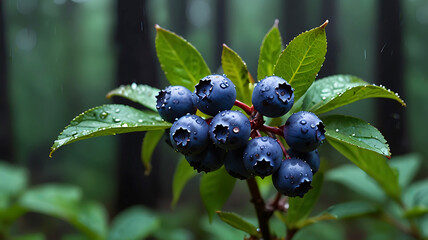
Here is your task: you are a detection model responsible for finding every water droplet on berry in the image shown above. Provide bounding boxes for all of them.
[310,124,316,129]
[301,128,308,134]
[173,99,179,104]
[267,152,271,156]
[300,120,307,125]
[232,127,240,133]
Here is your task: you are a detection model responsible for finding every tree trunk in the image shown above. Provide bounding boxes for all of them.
[115,0,161,212]
[0,2,13,163]
[214,0,226,68]
[318,0,339,78]
[282,0,308,44]
[375,0,409,155]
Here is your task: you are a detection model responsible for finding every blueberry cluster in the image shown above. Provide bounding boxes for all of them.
[156,75,326,198]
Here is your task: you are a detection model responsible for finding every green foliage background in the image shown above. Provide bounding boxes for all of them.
[2,0,428,239]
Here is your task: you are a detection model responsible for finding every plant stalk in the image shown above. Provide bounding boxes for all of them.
[247,178,271,240]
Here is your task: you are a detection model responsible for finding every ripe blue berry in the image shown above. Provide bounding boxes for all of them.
[287,149,320,174]
[209,110,251,150]
[224,147,252,180]
[252,76,294,118]
[170,115,209,156]
[272,158,313,197]
[192,74,236,116]
[156,85,196,123]
[185,144,225,173]
[243,136,283,178]
[284,111,325,152]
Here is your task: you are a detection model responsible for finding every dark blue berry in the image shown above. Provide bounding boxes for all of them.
[283,111,325,152]
[224,147,252,180]
[287,149,320,174]
[185,144,225,173]
[252,76,294,118]
[156,85,196,123]
[243,136,283,178]
[209,110,251,150]
[170,115,209,156]
[272,158,313,197]
[192,74,236,116]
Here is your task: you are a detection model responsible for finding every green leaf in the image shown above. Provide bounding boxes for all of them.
[323,115,390,157]
[389,153,422,188]
[258,19,282,81]
[10,233,46,240]
[141,130,164,175]
[286,171,324,228]
[222,44,253,105]
[108,206,160,240]
[72,201,108,240]
[216,211,261,237]
[302,75,406,114]
[324,201,378,219]
[324,118,401,201]
[171,157,198,208]
[200,167,236,222]
[19,184,81,219]
[326,164,385,202]
[106,84,160,112]
[404,206,428,218]
[0,162,27,198]
[403,179,428,211]
[273,21,328,101]
[155,25,211,91]
[50,104,171,157]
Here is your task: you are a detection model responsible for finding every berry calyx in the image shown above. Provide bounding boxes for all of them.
[156,85,196,123]
[243,136,283,178]
[252,76,294,118]
[283,111,325,152]
[192,74,237,116]
[169,114,209,156]
[209,110,251,150]
[272,158,313,197]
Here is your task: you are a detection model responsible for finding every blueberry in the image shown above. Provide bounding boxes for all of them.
[156,85,196,123]
[192,74,236,116]
[209,110,251,150]
[272,158,313,197]
[243,136,283,178]
[224,147,252,180]
[252,76,294,118]
[283,111,325,152]
[287,149,320,174]
[185,144,226,173]
[170,115,209,156]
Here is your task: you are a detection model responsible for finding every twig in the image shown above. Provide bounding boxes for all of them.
[246,178,271,240]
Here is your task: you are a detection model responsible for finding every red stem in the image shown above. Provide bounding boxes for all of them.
[234,100,254,115]
[260,125,283,136]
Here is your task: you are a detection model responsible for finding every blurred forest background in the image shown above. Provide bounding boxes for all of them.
[1,0,428,239]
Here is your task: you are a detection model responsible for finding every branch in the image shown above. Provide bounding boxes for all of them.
[246,178,271,240]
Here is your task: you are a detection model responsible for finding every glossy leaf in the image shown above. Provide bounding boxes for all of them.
[404,206,428,218]
[155,25,211,91]
[108,206,160,240]
[171,157,198,208]
[0,162,27,197]
[273,21,328,101]
[19,184,81,219]
[141,130,164,175]
[258,19,282,80]
[323,115,390,157]
[50,104,171,157]
[72,201,108,240]
[106,84,160,112]
[326,164,385,202]
[216,211,261,237]
[200,167,236,222]
[222,44,252,105]
[286,172,324,228]
[302,75,406,114]
[325,118,401,201]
